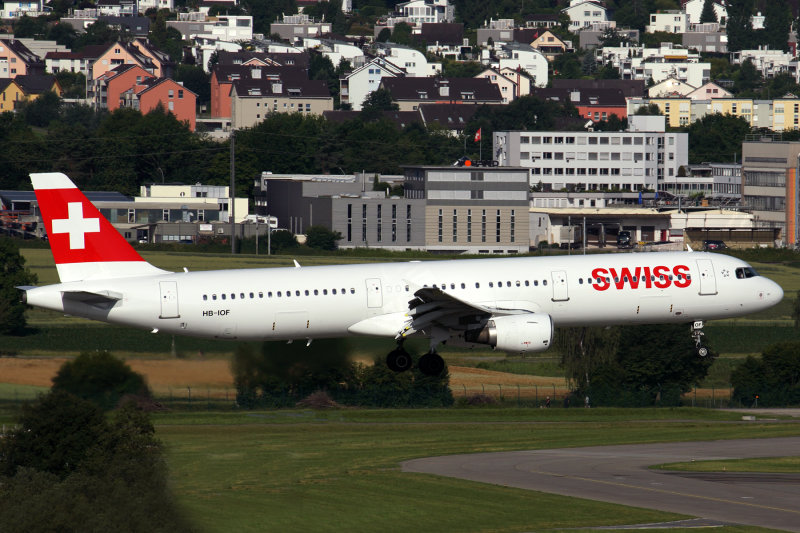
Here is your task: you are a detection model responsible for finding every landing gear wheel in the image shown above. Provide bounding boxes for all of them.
[418,352,445,376]
[387,347,412,373]
[697,346,709,357]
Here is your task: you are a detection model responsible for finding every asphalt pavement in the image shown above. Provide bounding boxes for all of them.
[402,437,800,532]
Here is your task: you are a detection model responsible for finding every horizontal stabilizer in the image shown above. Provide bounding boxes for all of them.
[62,289,123,305]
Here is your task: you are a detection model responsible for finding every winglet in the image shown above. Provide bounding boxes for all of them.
[293,260,301,268]
[686,244,694,252]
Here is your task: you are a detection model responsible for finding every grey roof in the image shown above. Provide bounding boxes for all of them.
[419,23,464,45]
[231,77,331,98]
[532,87,628,107]
[323,110,423,129]
[418,103,479,128]
[551,78,646,97]
[14,74,57,95]
[380,77,502,102]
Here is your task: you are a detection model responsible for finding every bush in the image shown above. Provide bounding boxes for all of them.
[51,351,151,410]
[731,342,800,406]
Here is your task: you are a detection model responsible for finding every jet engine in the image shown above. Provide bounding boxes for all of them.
[464,313,554,354]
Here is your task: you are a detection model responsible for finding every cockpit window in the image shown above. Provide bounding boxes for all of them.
[735,267,758,279]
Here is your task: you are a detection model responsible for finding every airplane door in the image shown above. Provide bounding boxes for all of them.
[551,271,569,302]
[696,259,717,295]
[159,281,180,318]
[366,278,383,308]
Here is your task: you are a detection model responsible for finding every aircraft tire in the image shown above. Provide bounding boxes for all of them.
[418,352,445,376]
[387,348,412,372]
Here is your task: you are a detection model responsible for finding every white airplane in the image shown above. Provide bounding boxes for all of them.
[20,173,784,375]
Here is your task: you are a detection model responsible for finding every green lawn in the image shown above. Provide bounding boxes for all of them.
[156,408,800,533]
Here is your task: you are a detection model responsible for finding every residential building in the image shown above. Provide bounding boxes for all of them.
[268,14,331,43]
[230,77,333,129]
[552,78,645,97]
[387,0,455,26]
[562,0,608,30]
[686,81,731,100]
[647,76,695,97]
[476,18,516,46]
[302,38,364,70]
[0,0,48,18]
[14,74,61,99]
[374,43,442,77]
[731,48,795,79]
[529,30,571,60]
[646,10,687,34]
[420,23,468,59]
[533,86,628,123]
[418,103,480,136]
[493,43,548,87]
[578,22,639,49]
[741,137,800,245]
[0,38,45,78]
[121,78,196,130]
[210,62,308,118]
[340,57,405,111]
[61,14,151,37]
[138,0,173,12]
[495,115,688,193]
[380,77,502,111]
[45,45,107,76]
[91,41,157,82]
[598,43,710,87]
[682,22,727,53]
[0,78,23,111]
[131,38,174,78]
[684,0,726,24]
[94,64,156,110]
[475,67,523,103]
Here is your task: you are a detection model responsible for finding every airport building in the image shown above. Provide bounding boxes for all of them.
[494,115,688,193]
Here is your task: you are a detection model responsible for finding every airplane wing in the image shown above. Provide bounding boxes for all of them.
[399,286,532,338]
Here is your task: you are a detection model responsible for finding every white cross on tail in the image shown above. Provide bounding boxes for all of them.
[51,202,100,250]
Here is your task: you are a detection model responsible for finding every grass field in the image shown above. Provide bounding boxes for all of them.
[155,408,797,533]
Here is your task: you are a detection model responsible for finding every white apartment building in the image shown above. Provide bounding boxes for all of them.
[561,0,608,30]
[340,57,405,110]
[0,0,48,18]
[303,38,364,69]
[598,43,709,87]
[494,116,688,192]
[646,10,687,33]
[476,67,522,103]
[731,48,795,79]
[494,44,548,88]
[684,0,726,24]
[374,43,442,77]
[388,0,455,26]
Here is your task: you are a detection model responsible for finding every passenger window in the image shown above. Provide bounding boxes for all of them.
[221,294,226,300]
[286,291,291,297]
[277,291,281,297]
[203,295,208,301]
[258,292,263,298]
[323,289,328,295]
[475,282,480,288]
[524,280,529,286]
[332,289,337,294]
[350,288,355,294]
[579,278,583,284]
[506,281,511,287]
[341,288,345,294]
[295,290,300,296]
[314,289,319,295]
[543,280,548,286]
[450,283,455,289]
[461,283,465,289]
[515,281,520,287]
[405,285,409,291]
[212,294,217,300]
[534,280,538,286]
[231,293,235,299]
[268,292,273,297]
[305,290,309,296]
[489,282,494,288]
[240,293,245,299]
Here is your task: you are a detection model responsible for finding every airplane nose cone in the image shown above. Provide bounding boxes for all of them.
[764,279,784,306]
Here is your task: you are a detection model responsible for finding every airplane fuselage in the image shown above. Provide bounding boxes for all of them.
[24,251,782,346]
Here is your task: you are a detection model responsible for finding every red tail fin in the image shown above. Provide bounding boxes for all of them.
[31,172,165,282]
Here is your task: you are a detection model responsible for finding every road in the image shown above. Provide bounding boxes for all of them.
[402,436,800,532]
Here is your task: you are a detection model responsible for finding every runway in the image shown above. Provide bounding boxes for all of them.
[402,436,800,531]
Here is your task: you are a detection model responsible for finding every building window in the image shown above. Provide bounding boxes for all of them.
[481,209,486,242]
[452,209,457,242]
[178,89,184,99]
[362,204,367,242]
[467,209,472,242]
[510,209,515,243]
[376,204,382,242]
[438,209,443,242]
[496,210,501,243]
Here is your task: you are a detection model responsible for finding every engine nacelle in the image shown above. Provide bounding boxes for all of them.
[464,313,553,354]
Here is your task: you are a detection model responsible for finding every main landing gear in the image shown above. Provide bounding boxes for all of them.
[386,342,445,376]
[691,320,709,357]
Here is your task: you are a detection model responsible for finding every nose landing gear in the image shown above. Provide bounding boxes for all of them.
[691,320,708,357]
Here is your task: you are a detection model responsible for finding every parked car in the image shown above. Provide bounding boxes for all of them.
[702,239,727,251]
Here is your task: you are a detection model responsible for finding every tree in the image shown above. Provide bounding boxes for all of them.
[0,237,37,335]
[763,0,791,52]
[175,64,210,106]
[556,327,620,392]
[686,113,751,164]
[361,87,399,121]
[269,229,299,252]
[51,350,151,410]
[699,0,717,23]
[581,52,598,76]
[305,225,342,250]
[390,22,413,46]
[19,91,61,127]
[13,14,48,38]
[588,324,713,406]
[732,342,800,406]
[725,0,754,52]
[793,290,800,328]
[376,27,391,42]
[0,392,193,531]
